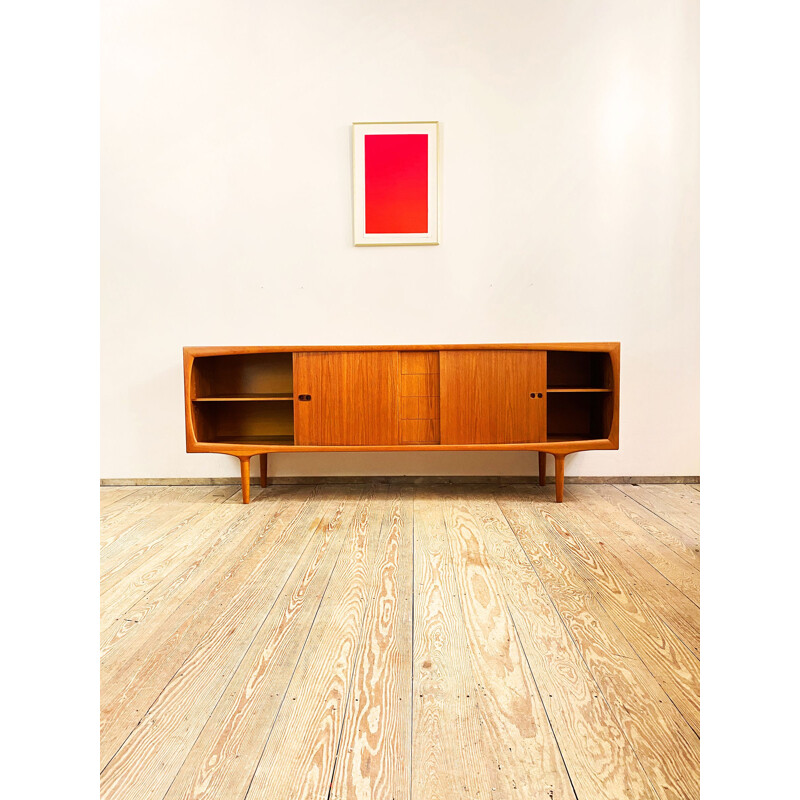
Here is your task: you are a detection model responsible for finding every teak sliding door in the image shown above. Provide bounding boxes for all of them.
[293,351,399,446]
[440,350,546,444]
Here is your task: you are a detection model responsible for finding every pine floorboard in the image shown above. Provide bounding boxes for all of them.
[100,486,143,511]
[101,483,700,799]
[616,485,700,542]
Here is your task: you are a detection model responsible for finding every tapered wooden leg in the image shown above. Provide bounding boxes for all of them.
[538,452,547,487]
[240,456,251,504]
[554,454,565,503]
[259,453,268,488]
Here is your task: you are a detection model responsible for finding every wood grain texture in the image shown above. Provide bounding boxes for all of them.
[100,490,266,657]
[161,488,365,800]
[502,487,700,735]
[464,491,659,800]
[100,488,325,768]
[240,457,251,503]
[554,453,565,502]
[617,485,700,543]
[100,487,240,625]
[440,349,547,444]
[243,487,390,798]
[329,488,413,800]
[187,343,623,356]
[644,483,701,508]
[294,351,400,446]
[100,487,142,511]
[101,487,187,550]
[410,490,496,799]
[400,351,439,374]
[100,487,229,571]
[100,488,290,662]
[101,489,353,800]
[399,351,440,444]
[588,484,700,568]
[476,489,699,800]
[536,498,700,657]
[565,486,700,609]
[101,481,699,799]
[442,494,576,798]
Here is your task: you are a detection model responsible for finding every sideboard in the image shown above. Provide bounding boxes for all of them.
[183,343,620,503]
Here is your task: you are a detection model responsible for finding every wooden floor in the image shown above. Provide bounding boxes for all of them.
[100,482,700,800]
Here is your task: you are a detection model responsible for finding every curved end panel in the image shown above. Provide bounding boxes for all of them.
[183,350,200,451]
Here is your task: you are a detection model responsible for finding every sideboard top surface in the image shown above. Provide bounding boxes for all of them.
[185,343,620,357]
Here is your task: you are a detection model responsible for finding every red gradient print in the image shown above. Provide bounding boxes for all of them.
[364,134,428,233]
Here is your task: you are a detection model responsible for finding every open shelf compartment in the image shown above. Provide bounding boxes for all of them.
[191,352,295,444]
[193,400,295,445]
[547,350,613,391]
[192,352,293,399]
[546,350,614,441]
[547,390,613,442]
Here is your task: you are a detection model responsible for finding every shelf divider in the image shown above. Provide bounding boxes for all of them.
[193,393,293,402]
[546,387,611,393]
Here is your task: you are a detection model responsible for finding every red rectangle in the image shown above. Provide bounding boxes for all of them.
[364,134,428,234]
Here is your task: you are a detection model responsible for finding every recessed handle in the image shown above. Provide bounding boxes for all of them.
[298,394,311,401]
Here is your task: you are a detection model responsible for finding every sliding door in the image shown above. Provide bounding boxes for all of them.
[293,351,399,445]
[440,350,546,444]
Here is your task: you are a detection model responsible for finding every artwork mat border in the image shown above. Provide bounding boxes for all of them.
[352,121,441,246]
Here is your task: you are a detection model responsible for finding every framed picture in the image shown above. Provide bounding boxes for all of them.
[352,121,440,246]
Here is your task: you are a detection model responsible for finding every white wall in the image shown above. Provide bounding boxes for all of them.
[101,0,699,479]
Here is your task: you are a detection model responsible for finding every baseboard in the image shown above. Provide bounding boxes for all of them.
[101,475,700,486]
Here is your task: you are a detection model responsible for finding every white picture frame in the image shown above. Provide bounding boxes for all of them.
[352,121,440,246]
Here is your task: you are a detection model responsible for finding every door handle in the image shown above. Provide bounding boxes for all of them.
[530,393,543,398]
[298,394,311,401]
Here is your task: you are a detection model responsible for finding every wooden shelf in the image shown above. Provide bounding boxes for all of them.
[547,387,611,393]
[193,393,293,402]
[547,434,596,442]
[201,435,295,445]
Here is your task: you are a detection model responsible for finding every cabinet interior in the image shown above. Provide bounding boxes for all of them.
[191,353,295,444]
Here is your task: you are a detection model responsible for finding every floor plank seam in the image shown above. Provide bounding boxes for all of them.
[104,497,310,779]
[241,490,368,800]
[100,498,259,658]
[563,489,700,610]
[160,493,338,797]
[101,484,699,799]
[102,489,334,782]
[613,485,699,544]
[508,574,663,800]
[590,486,700,575]
[408,488,416,800]
[580,575,701,741]
[535,496,701,665]
[583,569,700,667]
[438,495,499,792]
[100,499,253,652]
[505,599,581,800]
[591,486,700,565]
[492,494,647,799]
[324,487,392,800]
[502,488,701,743]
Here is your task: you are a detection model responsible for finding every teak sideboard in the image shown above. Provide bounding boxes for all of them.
[183,343,620,503]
